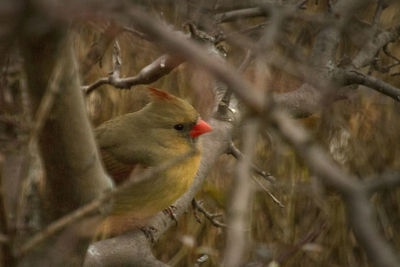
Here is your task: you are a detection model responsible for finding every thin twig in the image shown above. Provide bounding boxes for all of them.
[383,44,400,63]
[192,199,226,228]
[372,59,400,74]
[251,175,284,208]
[229,142,275,183]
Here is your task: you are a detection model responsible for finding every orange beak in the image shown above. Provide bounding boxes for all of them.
[190,119,212,138]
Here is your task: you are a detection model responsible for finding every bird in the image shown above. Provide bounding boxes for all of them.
[94,87,212,237]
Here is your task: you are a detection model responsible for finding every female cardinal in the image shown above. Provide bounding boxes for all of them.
[95,87,212,236]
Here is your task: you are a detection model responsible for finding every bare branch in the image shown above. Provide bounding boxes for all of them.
[383,44,400,63]
[341,69,400,101]
[192,199,226,228]
[83,54,182,94]
[251,175,284,208]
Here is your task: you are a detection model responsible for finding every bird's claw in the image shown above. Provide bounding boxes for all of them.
[140,225,157,243]
[163,205,178,225]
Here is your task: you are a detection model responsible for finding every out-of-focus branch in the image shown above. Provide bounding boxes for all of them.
[223,119,258,267]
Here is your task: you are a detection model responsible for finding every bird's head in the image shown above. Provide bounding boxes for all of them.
[142,88,212,150]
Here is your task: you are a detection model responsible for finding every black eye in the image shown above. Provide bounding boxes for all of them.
[174,124,184,131]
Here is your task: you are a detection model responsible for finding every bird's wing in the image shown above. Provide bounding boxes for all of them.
[95,118,143,184]
[99,148,146,184]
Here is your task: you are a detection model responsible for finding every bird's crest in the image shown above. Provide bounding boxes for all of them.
[148,87,174,101]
